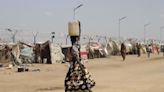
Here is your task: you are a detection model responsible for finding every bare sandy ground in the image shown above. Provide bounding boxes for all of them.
[0,53,164,92]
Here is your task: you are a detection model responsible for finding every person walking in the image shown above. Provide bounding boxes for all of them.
[136,43,141,57]
[121,42,126,61]
[146,45,151,58]
[65,20,95,92]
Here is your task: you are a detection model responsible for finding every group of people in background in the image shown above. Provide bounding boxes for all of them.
[120,42,164,61]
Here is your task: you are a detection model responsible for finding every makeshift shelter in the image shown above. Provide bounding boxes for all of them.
[19,47,33,63]
[106,40,121,55]
[50,44,65,63]
[34,40,64,64]
[61,45,72,62]
[86,41,108,58]
[0,40,64,65]
[0,43,22,67]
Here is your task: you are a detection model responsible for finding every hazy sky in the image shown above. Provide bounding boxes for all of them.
[0,0,164,43]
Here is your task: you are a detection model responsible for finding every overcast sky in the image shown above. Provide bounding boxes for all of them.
[0,0,164,43]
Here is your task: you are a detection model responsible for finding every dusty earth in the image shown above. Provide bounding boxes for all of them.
[0,53,164,92]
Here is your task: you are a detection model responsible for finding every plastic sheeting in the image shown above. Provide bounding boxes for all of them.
[20,47,33,58]
[50,44,64,63]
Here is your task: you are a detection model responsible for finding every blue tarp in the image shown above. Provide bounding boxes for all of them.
[20,47,33,58]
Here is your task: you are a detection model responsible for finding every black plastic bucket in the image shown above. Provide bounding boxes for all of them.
[17,67,24,72]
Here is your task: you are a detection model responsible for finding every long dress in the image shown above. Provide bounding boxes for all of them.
[65,44,95,92]
[121,43,126,61]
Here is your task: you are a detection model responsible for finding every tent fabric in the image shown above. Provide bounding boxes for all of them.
[11,44,21,64]
[20,47,33,57]
[50,44,64,63]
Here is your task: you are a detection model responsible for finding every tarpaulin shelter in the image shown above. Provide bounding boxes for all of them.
[33,40,64,64]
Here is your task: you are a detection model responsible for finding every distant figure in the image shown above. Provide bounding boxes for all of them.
[121,43,126,61]
[146,45,151,58]
[160,45,164,57]
[156,44,160,55]
[136,43,141,57]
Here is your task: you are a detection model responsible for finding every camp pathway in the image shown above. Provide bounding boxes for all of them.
[0,54,164,92]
